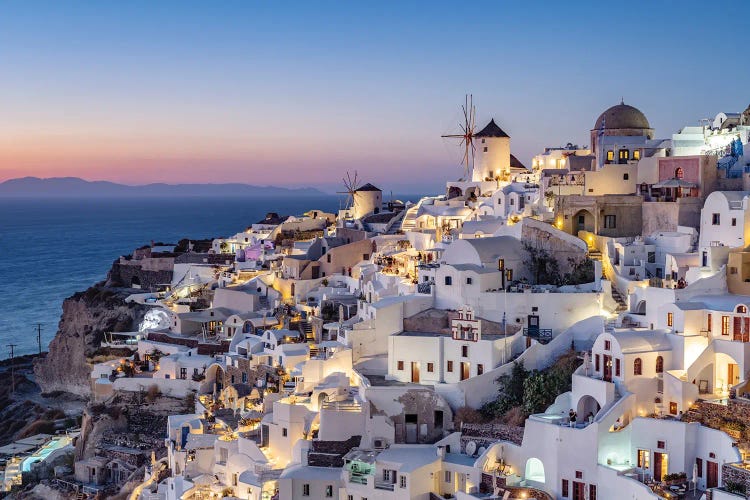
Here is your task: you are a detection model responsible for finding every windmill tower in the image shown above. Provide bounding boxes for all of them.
[442,94,477,181]
[338,171,382,220]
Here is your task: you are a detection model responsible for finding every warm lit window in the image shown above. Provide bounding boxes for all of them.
[669,402,678,415]
[634,358,642,375]
[633,150,641,160]
[397,361,404,370]
[606,150,614,161]
[656,356,664,374]
[637,449,650,468]
[619,149,629,160]
[722,316,730,335]
[667,312,673,327]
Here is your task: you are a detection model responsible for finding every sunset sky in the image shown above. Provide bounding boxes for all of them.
[1,1,749,192]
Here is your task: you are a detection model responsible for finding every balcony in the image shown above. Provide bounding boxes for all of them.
[374,480,396,491]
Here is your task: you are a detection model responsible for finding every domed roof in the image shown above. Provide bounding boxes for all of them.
[594,102,650,130]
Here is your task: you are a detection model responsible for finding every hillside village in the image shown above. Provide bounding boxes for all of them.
[11,100,750,500]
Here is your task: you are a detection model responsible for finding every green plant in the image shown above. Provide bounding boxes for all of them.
[725,480,746,495]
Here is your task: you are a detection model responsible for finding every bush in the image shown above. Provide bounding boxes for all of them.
[725,480,746,495]
[145,384,161,403]
[454,407,484,427]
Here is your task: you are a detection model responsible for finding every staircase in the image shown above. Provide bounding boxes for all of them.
[588,249,602,262]
[298,321,314,342]
[399,202,421,232]
[610,287,628,313]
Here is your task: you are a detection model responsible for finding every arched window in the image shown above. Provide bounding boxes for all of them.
[737,305,747,314]
[656,356,664,374]
[675,168,684,179]
[634,358,642,376]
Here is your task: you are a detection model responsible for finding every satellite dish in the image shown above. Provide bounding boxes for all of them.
[465,441,477,456]
[478,446,486,456]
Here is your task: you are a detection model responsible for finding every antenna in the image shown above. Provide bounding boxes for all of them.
[7,344,17,393]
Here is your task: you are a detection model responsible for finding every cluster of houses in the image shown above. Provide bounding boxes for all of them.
[82,100,750,500]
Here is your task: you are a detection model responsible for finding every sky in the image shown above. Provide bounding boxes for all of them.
[1,1,749,193]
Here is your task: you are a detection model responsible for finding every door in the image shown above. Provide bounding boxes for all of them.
[654,453,668,482]
[460,362,470,381]
[707,461,718,489]
[572,481,586,500]
[734,317,742,341]
[603,355,612,382]
[729,364,740,387]
[411,362,420,383]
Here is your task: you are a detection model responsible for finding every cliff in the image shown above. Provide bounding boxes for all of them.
[34,284,149,397]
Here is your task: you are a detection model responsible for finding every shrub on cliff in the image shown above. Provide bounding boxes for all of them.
[146,384,161,403]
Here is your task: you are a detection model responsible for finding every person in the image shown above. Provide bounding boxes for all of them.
[569,409,577,428]
[614,417,622,431]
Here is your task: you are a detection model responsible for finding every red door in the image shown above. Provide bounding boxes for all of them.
[572,481,586,500]
[707,461,718,489]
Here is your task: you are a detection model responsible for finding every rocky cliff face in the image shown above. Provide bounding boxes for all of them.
[34,283,149,397]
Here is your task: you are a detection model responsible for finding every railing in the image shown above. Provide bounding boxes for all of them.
[349,474,369,485]
[374,480,396,491]
[523,328,553,344]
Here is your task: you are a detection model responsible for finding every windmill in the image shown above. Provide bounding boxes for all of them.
[337,171,361,216]
[442,94,477,180]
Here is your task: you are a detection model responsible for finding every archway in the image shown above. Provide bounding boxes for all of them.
[635,300,647,315]
[131,275,141,288]
[715,353,742,394]
[447,186,463,199]
[576,395,601,423]
[524,457,545,483]
[200,364,225,395]
[317,392,329,411]
[572,209,595,233]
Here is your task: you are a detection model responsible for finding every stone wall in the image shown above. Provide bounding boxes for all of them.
[307,435,362,467]
[108,260,173,290]
[460,423,524,447]
[722,464,750,497]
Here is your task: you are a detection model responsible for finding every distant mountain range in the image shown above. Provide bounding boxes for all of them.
[0,177,327,198]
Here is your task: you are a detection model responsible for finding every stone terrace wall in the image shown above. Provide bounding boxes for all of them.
[461,423,524,448]
[307,435,362,467]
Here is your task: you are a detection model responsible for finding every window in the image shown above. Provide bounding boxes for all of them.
[606,150,614,161]
[619,149,629,160]
[397,361,404,370]
[595,354,600,371]
[477,364,484,375]
[604,340,611,350]
[282,428,288,437]
[400,476,406,488]
[445,471,451,483]
[657,440,665,449]
[696,458,703,478]
[589,484,597,500]
[302,484,310,496]
[447,361,453,372]
[327,254,331,263]
[675,167,684,179]
[708,313,712,333]
[712,213,720,225]
[623,173,629,180]
[347,496,353,500]
[445,276,452,286]
[731,267,739,275]
[241,372,247,383]
[575,471,583,479]
[637,449,650,468]
[483,147,488,153]
[427,363,434,373]
[615,358,621,377]
[326,485,333,497]
[722,316,730,335]
[604,215,616,228]
[466,277,473,285]
[562,479,569,497]
[669,402,678,415]
[461,345,468,357]
[732,218,737,227]
[667,312,673,327]
[510,198,515,206]
[656,356,663,374]
[738,305,747,313]
[634,358,642,375]
[180,368,187,380]
[633,150,641,160]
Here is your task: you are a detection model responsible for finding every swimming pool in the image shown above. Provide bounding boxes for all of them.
[21,437,72,472]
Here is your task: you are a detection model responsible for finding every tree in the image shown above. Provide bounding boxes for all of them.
[481,361,529,419]
[522,243,562,285]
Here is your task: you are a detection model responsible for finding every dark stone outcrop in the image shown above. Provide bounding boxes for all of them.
[34,285,149,397]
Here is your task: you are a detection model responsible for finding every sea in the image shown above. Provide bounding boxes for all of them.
[0,195,424,359]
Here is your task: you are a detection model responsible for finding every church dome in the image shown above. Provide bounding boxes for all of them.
[594,102,650,130]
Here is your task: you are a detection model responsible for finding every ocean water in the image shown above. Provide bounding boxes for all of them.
[0,196,353,358]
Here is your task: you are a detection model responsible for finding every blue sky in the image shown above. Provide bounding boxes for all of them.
[0,1,748,192]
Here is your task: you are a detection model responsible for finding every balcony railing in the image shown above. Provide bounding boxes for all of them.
[374,480,396,491]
